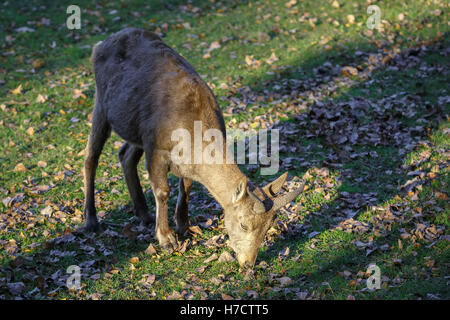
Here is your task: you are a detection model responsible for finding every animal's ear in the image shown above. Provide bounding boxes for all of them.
[232,178,247,203]
[262,172,288,196]
[247,187,266,214]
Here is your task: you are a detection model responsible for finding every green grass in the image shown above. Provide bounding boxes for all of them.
[0,0,449,300]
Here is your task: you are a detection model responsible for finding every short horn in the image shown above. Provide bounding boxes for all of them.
[271,182,305,212]
[262,172,288,196]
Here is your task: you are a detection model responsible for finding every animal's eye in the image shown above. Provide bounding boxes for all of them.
[240,223,249,232]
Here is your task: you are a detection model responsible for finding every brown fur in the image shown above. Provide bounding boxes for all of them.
[83,28,304,268]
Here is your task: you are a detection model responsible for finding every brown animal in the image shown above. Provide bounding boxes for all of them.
[83,28,304,268]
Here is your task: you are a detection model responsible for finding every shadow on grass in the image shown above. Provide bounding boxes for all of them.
[247,37,448,299]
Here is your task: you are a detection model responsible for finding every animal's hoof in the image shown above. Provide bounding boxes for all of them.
[161,244,175,254]
[79,220,99,233]
[176,224,189,237]
[141,214,155,225]
[135,209,155,225]
[157,229,178,254]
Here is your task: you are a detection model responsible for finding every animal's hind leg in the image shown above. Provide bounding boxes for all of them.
[83,106,111,232]
[175,178,192,236]
[118,142,154,225]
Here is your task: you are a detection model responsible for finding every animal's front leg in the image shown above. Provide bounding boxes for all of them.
[175,178,192,236]
[147,152,177,253]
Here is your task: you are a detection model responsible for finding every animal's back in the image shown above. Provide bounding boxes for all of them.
[90,28,224,149]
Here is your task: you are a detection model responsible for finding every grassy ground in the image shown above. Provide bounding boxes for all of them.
[0,0,449,300]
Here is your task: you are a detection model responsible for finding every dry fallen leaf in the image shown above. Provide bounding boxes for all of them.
[195,266,206,274]
[11,84,22,95]
[204,253,218,264]
[435,191,448,201]
[129,256,139,264]
[341,66,358,77]
[208,41,221,52]
[40,206,53,217]
[285,0,297,8]
[265,52,279,65]
[73,88,86,99]
[32,59,45,69]
[26,127,34,136]
[36,94,48,103]
[13,163,26,172]
[188,225,202,236]
[347,14,355,24]
[145,243,157,255]
[37,160,47,167]
[167,291,183,300]
[139,273,156,288]
[218,251,235,263]
[278,276,292,287]
[245,55,262,68]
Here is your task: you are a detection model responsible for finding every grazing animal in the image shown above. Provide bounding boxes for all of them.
[83,28,304,268]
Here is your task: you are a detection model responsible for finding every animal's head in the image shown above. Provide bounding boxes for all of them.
[224,172,304,268]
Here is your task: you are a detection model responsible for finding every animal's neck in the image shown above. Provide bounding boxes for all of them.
[197,163,245,209]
